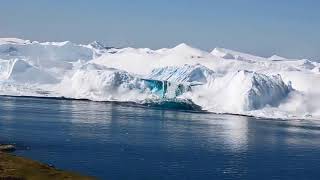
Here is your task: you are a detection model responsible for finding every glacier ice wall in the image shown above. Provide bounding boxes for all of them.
[146,64,216,84]
[183,70,292,113]
[0,38,319,119]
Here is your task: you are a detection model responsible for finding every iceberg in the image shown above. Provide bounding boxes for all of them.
[187,70,292,113]
[58,63,190,101]
[0,38,319,119]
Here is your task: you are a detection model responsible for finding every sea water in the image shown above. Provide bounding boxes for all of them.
[0,96,320,179]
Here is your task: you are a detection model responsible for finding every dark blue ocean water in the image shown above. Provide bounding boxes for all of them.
[0,96,320,180]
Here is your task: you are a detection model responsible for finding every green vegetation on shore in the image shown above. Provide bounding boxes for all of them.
[0,152,95,180]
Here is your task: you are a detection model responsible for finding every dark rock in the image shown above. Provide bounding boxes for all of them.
[0,144,16,152]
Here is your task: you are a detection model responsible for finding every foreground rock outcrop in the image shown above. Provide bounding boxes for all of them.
[0,152,94,180]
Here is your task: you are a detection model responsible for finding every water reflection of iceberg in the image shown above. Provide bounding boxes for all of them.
[202,115,249,152]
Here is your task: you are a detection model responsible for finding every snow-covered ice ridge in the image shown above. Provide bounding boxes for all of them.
[0,38,320,120]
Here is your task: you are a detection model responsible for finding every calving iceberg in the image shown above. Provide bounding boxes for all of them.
[0,37,319,120]
[59,63,193,101]
[188,70,292,113]
[142,79,192,98]
[64,64,142,100]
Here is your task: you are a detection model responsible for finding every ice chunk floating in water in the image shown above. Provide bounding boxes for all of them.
[0,38,319,119]
[142,98,202,111]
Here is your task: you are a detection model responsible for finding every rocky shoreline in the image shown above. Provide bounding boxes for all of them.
[0,144,16,152]
[0,144,95,180]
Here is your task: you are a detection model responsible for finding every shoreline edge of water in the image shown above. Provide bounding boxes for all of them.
[0,151,95,180]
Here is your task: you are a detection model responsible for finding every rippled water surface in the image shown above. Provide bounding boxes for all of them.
[1,96,320,180]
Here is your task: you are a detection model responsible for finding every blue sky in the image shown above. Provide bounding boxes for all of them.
[1,0,319,60]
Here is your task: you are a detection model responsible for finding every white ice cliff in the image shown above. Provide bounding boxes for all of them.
[0,38,319,119]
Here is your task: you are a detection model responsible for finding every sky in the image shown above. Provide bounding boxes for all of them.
[0,0,319,60]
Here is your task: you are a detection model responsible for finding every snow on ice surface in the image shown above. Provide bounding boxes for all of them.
[211,47,266,62]
[0,39,320,120]
[6,59,57,84]
[146,64,216,84]
[268,55,287,61]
